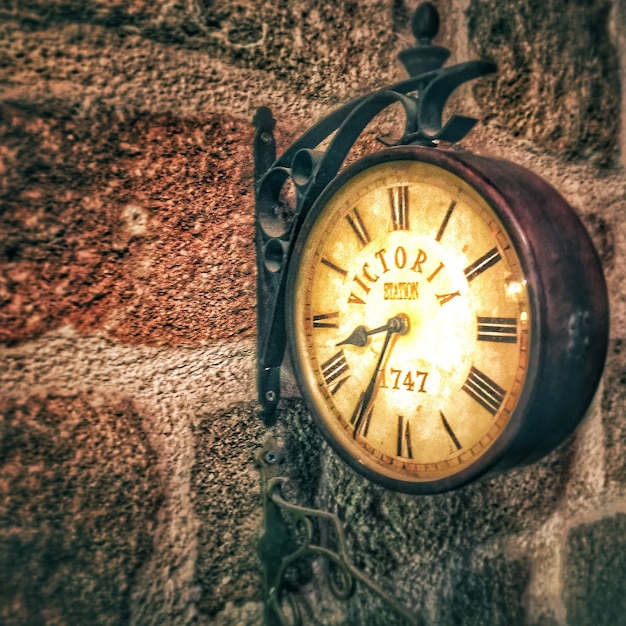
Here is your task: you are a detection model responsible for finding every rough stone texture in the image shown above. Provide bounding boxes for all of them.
[467,0,620,166]
[0,329,258,624]
[192,401,265,618]
[439,554,531,626]
[0,393,162,625]
[0,102,258,346]
[1,0,626,625]
[562,514,626,625]
[600,339,626,484]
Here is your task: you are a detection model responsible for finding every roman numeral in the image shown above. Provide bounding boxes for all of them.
[397,415,414,458]
[435,200,456,242]
[462,366,506,416]
[389,186,409,230]
[313,312,339,329]
[321,350,350,395]
[464,247,502,282]
[321,257,348,277]
[477,316,518,343]
[439,411,462,451]
[345,208,371,248]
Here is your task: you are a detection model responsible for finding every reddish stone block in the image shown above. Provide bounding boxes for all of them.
[0,100,276,346]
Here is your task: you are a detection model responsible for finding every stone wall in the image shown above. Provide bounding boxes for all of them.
[1,1,625,624]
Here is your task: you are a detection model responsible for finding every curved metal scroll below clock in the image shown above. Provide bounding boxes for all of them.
[257,436,423,626]
[253,1,609,494]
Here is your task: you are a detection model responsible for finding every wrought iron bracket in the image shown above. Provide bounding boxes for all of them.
[253,2,496,425]
[257,435,423,626]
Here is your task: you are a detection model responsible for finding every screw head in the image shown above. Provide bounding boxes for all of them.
[264,450,278,464]
[265,390,277,403]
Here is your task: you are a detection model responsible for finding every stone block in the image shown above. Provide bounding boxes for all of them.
[467,0,620,165]
[191,400,266,619]
[601,339,626,485]
[0,393,163,625]
[563,513,626,626]
[0,99,257,346]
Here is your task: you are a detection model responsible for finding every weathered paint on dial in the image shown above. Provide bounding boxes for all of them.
[291,159,531,484]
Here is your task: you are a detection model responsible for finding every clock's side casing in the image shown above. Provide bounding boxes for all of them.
[285,145,609,493]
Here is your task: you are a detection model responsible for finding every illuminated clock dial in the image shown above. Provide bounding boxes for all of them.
[290,155,529,485]
[286,146,608,493]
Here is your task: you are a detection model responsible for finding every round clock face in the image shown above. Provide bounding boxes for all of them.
[287,152,533,492]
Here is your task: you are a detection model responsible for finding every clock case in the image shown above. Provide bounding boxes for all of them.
[285,145,609,493]
[253,2,609,493]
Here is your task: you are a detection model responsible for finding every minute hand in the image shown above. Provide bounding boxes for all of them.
[352,316,406,438]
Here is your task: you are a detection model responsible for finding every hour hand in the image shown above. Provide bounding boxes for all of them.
[337,315,408,348]
[336,325,369,348]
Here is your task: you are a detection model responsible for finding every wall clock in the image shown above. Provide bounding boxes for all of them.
[254,2,609,495]
[254,3,610,621]
[285,145,608,494]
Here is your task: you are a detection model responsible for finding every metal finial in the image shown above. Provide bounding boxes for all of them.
[398,2,450,77]
[412,2,440,43]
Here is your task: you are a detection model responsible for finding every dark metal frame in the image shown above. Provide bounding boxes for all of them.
[258,435,423,626]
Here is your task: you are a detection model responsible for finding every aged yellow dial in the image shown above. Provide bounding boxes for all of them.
[289,156,531,488]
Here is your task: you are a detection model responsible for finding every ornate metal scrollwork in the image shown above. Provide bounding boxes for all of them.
[257,436,423,626]
[253,1,496,425]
